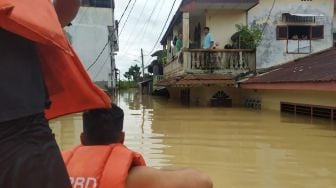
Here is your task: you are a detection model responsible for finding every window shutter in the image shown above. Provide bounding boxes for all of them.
[311,25,324,39]
[276,26,288,40]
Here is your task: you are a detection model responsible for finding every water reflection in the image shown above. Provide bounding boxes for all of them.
[51,89,336,188]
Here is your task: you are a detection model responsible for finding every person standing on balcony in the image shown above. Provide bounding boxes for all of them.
[175,33,183,52]
[203,27,214,49]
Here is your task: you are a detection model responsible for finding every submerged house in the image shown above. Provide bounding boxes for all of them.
[158,0,259,106]
[242,48,336,120]
[157,0,336,112]
[139,50,164,95]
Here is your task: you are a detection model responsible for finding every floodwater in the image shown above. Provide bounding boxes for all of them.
[50,89,336,188]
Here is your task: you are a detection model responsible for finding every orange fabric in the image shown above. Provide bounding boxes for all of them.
[62,144,146,188]
[0,0,111,119]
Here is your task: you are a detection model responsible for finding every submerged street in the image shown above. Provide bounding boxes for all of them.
[51,89,336,188]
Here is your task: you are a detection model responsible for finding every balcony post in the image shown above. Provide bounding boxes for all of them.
[167,36,172,62]
[182,12,190,49]
[183,12,190,69]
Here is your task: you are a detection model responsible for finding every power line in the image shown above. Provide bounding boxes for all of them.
[262,0,276,34]
[119,0,137,36]
[119,0,133,23]
[87,41,109,71]
[94,51,112,80]
[120,0,161,56]
[138,0,163,45]
[118,0,150,53]
[146,0,178,56]
[87,0,135,71]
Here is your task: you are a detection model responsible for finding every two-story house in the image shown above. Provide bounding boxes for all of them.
[157,0,259,106]
[157,0,336,115]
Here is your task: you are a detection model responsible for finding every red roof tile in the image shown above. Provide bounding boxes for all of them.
[245,48,336,84]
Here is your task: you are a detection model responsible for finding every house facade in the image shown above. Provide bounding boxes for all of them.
[158,0,258,106]
[241,48,336,120]
[157,0,336,112]
[65,0,119,91]
[249,0,335,68]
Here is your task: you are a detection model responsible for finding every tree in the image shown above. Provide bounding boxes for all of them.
[124,64,141,82]
[123,71,132,81]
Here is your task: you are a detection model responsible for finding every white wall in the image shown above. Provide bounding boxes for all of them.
[248,0,334,69]
[206,10,246,47]
[65,7,113,81]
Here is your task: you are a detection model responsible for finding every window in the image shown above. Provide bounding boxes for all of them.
[281,102,335,121]
[276,25,324,40]
[276,26,288,40]
[311,25,324,39]
[276,25,324,54]
[289,26,311,40]
[282,13,315,23]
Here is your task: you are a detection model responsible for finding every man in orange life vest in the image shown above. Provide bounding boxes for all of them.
[0,0,110,187]
[62,104,213,188]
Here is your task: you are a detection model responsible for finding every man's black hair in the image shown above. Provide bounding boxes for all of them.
[83,104,124,145]
[204,27,210,31]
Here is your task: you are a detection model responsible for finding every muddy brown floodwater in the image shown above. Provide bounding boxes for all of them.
[50,89,336,188]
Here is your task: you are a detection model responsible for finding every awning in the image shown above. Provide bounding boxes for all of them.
[283,13,324,17]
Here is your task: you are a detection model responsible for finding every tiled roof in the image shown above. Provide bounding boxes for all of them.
[245,48,336,84]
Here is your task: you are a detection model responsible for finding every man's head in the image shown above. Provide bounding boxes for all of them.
[204,27,210,35]
[178,33,183,39]
[81,104,125,145]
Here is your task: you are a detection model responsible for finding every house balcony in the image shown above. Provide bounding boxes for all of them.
[164,49,256,79]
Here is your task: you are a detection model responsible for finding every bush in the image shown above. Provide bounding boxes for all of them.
[235,24,262,49]
[118,81,137,90]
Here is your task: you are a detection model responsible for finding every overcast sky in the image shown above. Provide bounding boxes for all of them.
[113,0,182,80]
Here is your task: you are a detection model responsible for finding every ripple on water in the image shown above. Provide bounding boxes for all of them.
[51,90,336,188]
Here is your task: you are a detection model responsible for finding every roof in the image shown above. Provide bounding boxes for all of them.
[156,74,234,87]
[151,50,164,57]
[245,48,336,84]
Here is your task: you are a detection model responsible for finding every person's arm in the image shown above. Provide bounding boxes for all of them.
[53,0,80,27]
[126,166,213,188]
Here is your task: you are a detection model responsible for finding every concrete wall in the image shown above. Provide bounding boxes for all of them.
[167,86,244,106]
[205,10,247,48]
[248,0,334,68]
[168,86,336,112]
[241,89,336,111]
[333,8,336,32]
[65,7,113,81]
[190,86,244,106]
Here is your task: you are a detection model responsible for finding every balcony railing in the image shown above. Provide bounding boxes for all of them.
[164,49,256,78]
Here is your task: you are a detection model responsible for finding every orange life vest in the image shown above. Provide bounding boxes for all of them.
[0,0,111,119]
[62,144,146,188]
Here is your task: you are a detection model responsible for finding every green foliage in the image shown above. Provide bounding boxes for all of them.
[158,50,167,65]
[118,80,137,90]
[124,64,141,81]
[235,24,262,49]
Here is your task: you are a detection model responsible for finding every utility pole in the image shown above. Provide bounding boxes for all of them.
[110,0,117,93]
[141,48,145,80]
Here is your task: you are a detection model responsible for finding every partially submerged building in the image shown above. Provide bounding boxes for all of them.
[156,0,336,114]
